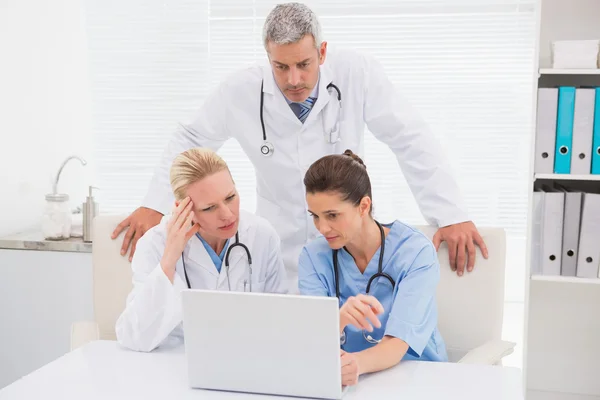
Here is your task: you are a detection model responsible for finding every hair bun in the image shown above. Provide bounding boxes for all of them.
[343,149,366,168]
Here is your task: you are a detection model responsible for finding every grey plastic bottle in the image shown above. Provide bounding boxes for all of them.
[83,186,99,243]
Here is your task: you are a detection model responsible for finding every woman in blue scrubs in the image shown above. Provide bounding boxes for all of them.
[298,150,448,386]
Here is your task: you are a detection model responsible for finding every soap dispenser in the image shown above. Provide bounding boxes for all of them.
[83,186,99,242]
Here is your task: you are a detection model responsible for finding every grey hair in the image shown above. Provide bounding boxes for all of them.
[263,3,322,50]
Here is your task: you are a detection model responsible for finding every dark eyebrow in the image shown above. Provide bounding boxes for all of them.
[307,209,338,214]
[273,58,311,67]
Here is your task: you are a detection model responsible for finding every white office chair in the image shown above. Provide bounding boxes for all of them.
[71,216,514,365]
[417,225,515,365]
[70,215,133,348]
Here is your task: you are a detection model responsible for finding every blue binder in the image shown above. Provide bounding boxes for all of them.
[554,86,576,174]
[592,87,600,175]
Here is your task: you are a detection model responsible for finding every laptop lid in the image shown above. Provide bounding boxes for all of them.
[182,290,343,399]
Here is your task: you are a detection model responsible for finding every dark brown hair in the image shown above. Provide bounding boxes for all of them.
[304,149,373,214]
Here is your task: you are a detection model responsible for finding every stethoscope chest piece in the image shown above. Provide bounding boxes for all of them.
[260,142,274,157]
[258,79,342,155]
[333,220,395,345]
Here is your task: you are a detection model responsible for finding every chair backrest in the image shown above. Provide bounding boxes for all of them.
[92,215,133,340]
[91,216,507,358]
[413,225,507,362]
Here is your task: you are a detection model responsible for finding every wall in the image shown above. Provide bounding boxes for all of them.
[0,250,93,389]
[0,0,95,237]
[538,0,600,68]
[0,0,531,388]
[0,0,96,388]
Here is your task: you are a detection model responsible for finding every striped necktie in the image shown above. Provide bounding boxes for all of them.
[290,97,317,123]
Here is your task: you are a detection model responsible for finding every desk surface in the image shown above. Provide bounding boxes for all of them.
[0,341,523,399]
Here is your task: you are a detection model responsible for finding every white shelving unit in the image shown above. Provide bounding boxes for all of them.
[531,275,600,285]
[539,68,600,75]
[534,173,600,181]
[523,1,600,399]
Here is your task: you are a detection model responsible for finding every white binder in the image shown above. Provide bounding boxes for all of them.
[560,191,583,276]
[540,189,565,276]
[530,191,545,276]
[571,88,596,174]
[534,88,558,174]
[576,193,600,278]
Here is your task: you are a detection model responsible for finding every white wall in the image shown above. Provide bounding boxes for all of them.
[0,0,530,388]
[538,0,600,68]
[0,0,95,237]
[0,250,93,389]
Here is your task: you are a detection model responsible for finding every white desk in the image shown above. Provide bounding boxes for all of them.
[0,341,523,399]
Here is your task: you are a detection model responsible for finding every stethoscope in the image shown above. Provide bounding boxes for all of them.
[332,220,396,344]
[181,232,253,292]
[259,80,342,157]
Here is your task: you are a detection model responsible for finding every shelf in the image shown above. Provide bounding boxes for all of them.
[531,275,600,285]
[539,68,600,75]
[534,173,600,181]
[527,389,600,400]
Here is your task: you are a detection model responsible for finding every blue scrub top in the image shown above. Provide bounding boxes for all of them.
[298,220,448,362]
[196,233,229,273]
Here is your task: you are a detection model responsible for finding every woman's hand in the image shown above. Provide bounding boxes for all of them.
[340,350,360,386]
[160,197,200,282]
[339,294,384,333]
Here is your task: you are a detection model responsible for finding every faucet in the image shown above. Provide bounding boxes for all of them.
[53,155,87,194]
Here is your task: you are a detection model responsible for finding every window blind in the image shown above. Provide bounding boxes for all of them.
[205,0,537,236]
[84,1,535,305]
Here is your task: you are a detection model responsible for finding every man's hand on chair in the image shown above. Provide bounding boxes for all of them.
[112,207,163,262]
[432,221,488,276]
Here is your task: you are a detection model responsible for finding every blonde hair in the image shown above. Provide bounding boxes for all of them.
[170,147,230,201]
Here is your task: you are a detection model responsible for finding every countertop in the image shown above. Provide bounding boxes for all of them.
[0,230,92,253]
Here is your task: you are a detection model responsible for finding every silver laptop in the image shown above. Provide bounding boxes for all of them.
[181,290,344,399]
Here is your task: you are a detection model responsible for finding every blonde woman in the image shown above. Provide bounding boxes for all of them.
[116,147,288,352]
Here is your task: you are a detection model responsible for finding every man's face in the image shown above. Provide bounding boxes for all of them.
[266,35,327,102]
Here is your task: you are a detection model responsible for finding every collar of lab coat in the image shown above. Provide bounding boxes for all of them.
[261,59,334,125]
[180,214,252,279]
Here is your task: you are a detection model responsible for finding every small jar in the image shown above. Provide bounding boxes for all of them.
[42,193,72,240]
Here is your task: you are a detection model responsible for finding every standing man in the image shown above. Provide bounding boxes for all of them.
[112,2,488,284]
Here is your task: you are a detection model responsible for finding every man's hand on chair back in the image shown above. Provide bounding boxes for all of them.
[112,207,163,262]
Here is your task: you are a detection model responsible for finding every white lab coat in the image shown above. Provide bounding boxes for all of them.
[115,210,288,352]
[142,47,468,287]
